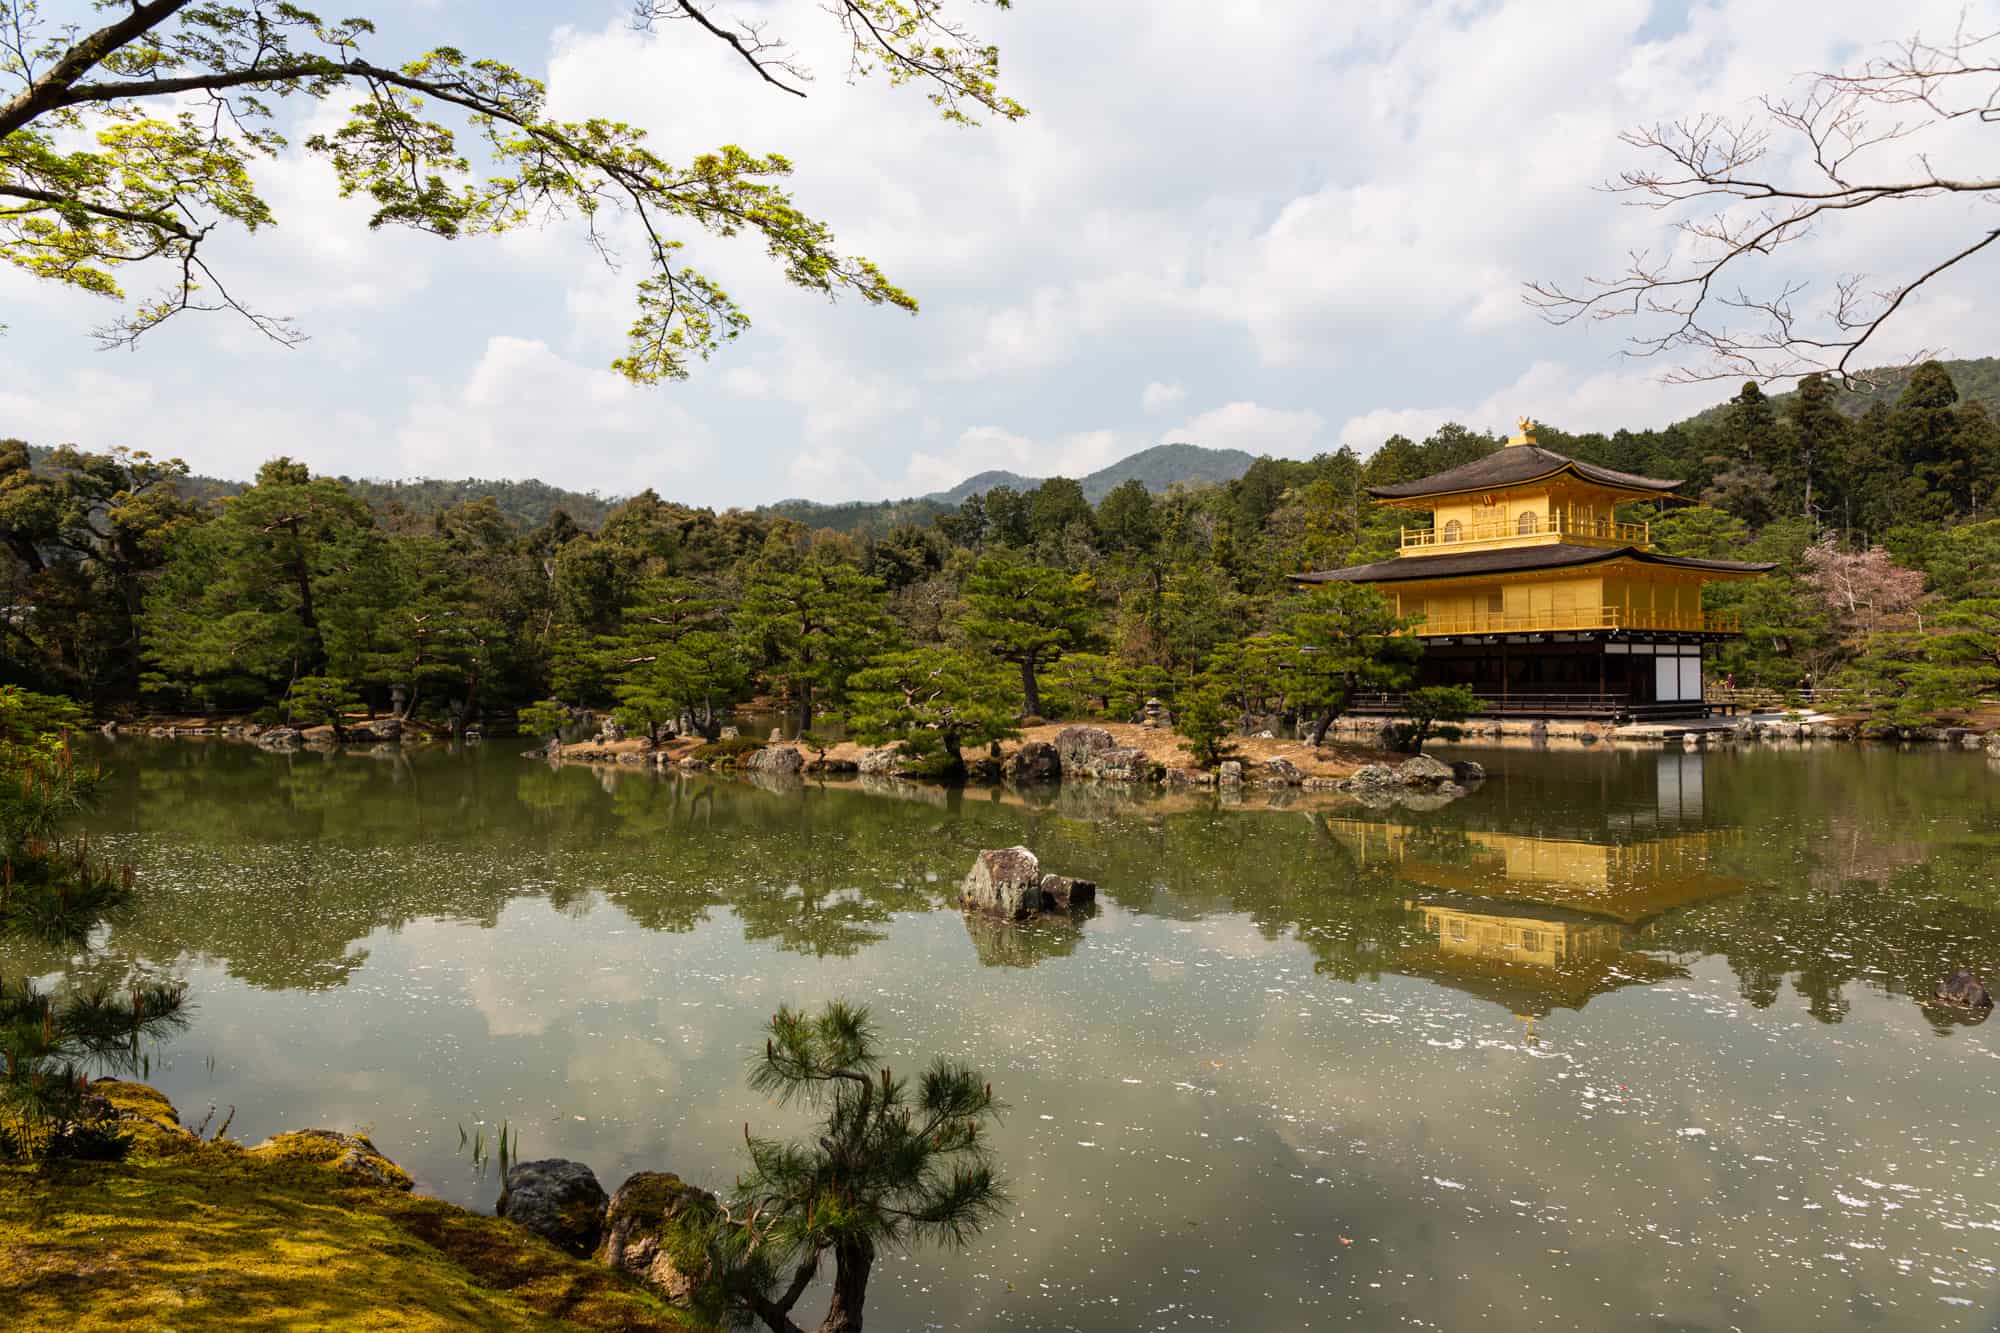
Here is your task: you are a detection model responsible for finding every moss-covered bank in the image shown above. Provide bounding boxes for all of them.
[1,1082,706,1332]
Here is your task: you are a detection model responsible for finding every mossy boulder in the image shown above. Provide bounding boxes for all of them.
[90,1078,195,1154]
[597,1172,723,1310]
[251,1128,414,1191]
[499,1159,609,1257]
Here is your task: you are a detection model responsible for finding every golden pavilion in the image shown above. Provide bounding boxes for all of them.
[1293,417,1772,719]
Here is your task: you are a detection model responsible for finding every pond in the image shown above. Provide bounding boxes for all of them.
[19,740,2000,1330]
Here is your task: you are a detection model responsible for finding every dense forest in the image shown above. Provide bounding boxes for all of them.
[3,361,1997,751]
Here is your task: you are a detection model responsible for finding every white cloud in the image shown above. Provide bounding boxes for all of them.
[720,366,772,398]
[10,0,1999,506]
[1162,402,1324,457]
[395,337,706,490]
[1334,362,1719,455]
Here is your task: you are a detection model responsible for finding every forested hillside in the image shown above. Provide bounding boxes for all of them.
[764,442,1259,533]
[4,361,1996,738]
[21,446,619,531]
[1687,357,2000,427]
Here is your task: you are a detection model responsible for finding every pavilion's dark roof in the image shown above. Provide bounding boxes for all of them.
[1367,445,1683,499]
[1289,544,1775,585]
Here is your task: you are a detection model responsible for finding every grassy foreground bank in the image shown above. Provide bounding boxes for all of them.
[1,1082,703,1332]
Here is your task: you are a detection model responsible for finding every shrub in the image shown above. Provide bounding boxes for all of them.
[1173,686,1234,768]
[1392,684,1483,753]
[516,699,570,738]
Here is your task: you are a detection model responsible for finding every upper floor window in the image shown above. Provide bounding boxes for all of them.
[1517,511,1541,535]
[1442,519,1463,543]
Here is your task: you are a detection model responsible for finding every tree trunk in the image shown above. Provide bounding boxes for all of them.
[1309,707,1336,747]
[288,536,324,675]
[1019,658,1041,718]
[797,683,813,737]
[816,1238,874,1333]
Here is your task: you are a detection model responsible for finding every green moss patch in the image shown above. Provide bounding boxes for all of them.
[0,1083,705,1332]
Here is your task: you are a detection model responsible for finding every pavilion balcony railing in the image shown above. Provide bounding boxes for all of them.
[1409,607,1740,636]
[1400,514,1650,552]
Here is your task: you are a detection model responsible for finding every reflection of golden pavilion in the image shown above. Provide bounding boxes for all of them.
[1330,820,1747,1017]
[1333,823,1748,924]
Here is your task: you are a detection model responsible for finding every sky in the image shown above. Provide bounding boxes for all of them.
[4,0,1998,508]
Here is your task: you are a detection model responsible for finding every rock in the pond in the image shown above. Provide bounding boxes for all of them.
[499,1159,609,1257]
[1038,873,1097,912]
[1089,746,1151,782]
[1934,968,1994,1012]
[960,847,1047,919]
[1262,757,1303,786]
[1340,763,1398,791]
[961,850,1098,920]
[1002,739,1061,783]
[744,745,804,775]
[255,726,302,750]
[856,745,905,776]
[1396,754,1454,786]
[597,1172,719,1304]
[1053,725,1116,770]
[1218,759,1245,786]
[362,716,402,741]
[1450,759,1486,785]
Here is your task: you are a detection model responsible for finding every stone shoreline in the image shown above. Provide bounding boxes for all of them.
[539,720,1484,805]
[1321,712,2000,754]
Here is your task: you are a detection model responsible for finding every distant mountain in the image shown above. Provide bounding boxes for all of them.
[762,442,1259,535]
[925,469,1040,506]
[920,442,1257,505]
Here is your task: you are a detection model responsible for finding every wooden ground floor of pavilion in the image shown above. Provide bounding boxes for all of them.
[1347,629,1731,721]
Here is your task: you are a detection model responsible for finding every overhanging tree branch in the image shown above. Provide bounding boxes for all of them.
[0,0,1022,380]
[1528,21,2000,385]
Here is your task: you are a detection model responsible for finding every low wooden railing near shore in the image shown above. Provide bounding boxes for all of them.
[1702,687,1857,715]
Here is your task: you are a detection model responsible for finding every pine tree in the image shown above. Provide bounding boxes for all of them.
[959,553,1097,718]
[738,554,896,734]
[1172,684,1235,768]
[845,649,1019,778]
[1784,373,1848,524]
[1282,582,1420,744]
[712,1001,1007,1333]
[142,459,373,705]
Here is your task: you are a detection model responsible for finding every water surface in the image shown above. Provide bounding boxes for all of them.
[21,741,2000,1330]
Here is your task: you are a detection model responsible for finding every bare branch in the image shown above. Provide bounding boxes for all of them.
[1528,22,2000,385]
[636,2,811,98]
